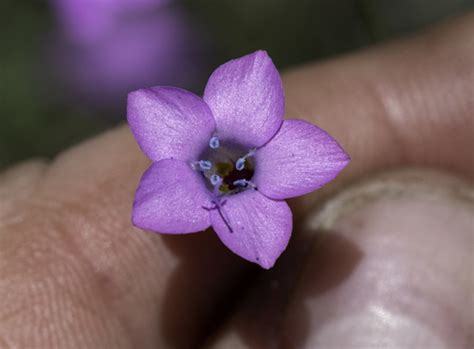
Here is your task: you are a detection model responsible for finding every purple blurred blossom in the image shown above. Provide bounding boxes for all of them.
[49,0,205,108]
[51,0,169,43]
[127,51,350,269]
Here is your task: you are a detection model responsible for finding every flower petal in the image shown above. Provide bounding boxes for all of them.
[210,190,292,269]
[203,50,284,148]
[127,87,216,162]
[132,159,212,234]
[253,119,350,200]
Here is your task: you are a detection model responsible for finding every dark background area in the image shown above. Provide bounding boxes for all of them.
[1,0,473,169]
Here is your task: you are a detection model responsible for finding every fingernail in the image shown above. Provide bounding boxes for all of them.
[209,169,474,349]
[290,169,474,348]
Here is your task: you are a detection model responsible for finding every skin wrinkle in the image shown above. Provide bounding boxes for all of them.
[52,198,166,347]
[284,13,474,181]
[283,33,474,217]
[0,160,151,346]
[365,80,410,164]
[0,160,49,230]
[375,45,474,167]
[0,203,131,348]
[0,336,9,349]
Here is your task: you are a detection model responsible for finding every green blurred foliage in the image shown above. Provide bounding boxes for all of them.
[185,0,371,70]
[187,0,474,69]
[1,0,473,169]
[0,0,108,168]
[361,0,474,39]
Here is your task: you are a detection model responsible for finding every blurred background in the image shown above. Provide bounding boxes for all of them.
[1,0,473,169]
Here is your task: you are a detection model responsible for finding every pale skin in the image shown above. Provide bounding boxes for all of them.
[0,12,473,349]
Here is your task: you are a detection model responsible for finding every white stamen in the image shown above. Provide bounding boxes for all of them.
[233,179,257,189]
[235,158,245,171]
[209,136,220,149]
[235,148,256,171]
[199,160,212,171]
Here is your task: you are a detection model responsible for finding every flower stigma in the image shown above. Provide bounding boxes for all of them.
[210,174,222,186]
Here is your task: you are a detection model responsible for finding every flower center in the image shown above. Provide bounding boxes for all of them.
[193,136,256,196]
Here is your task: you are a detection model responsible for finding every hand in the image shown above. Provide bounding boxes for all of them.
[1,13,472,349]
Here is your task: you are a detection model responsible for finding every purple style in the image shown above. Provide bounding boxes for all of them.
[128,51,350,268]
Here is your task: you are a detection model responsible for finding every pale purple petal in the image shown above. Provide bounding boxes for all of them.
[203,50,284,148]
[127,87,216,162]
[132,159,212,234]
[253,119,350,200]
[210,190,292,269]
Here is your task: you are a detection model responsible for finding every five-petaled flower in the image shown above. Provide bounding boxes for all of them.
[127,50,349,269]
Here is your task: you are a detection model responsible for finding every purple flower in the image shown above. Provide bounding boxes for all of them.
[51,0,167,43]
[128,51,350,268]
[49,0,203,107]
